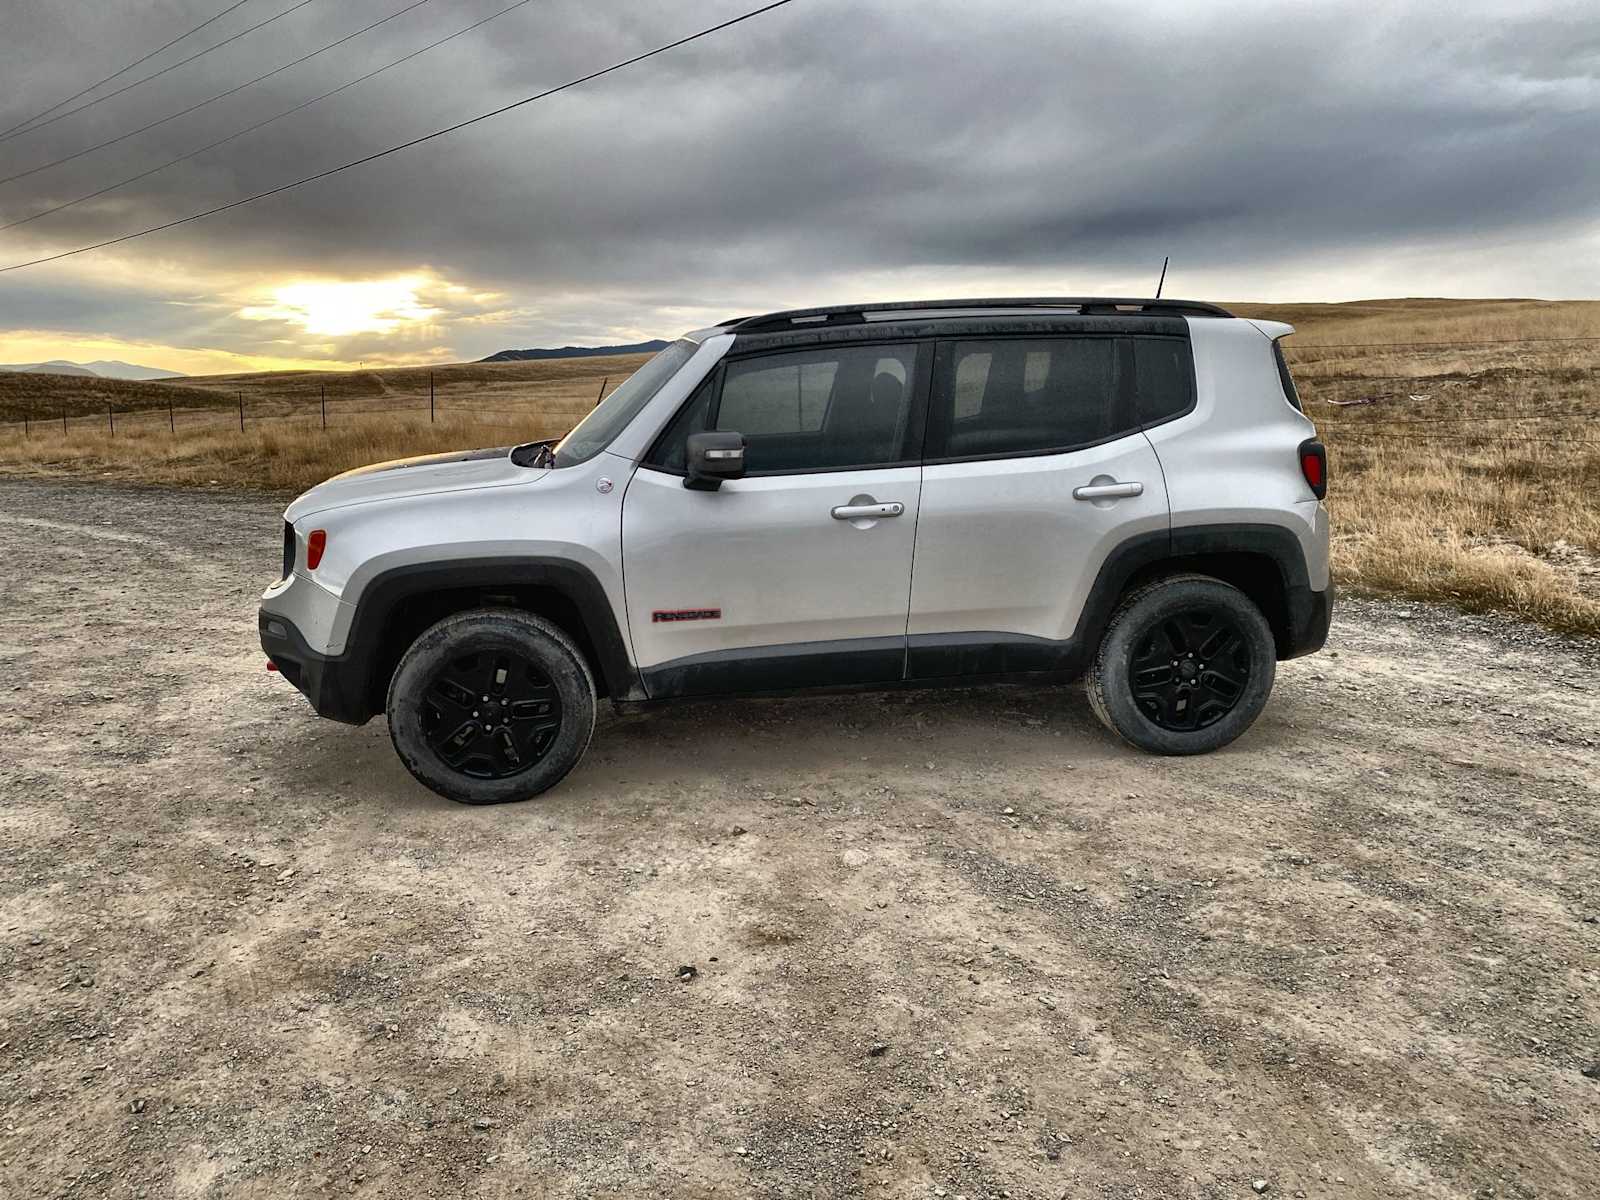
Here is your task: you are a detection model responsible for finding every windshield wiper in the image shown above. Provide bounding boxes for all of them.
[510,439,556,468]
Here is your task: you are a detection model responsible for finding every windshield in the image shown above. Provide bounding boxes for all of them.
[552,339,699,467]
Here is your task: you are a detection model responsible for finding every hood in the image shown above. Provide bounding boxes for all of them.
[286,445,548,521]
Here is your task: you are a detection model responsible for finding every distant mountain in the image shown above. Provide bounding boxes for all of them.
[480,340,669,363]
[82,359,185,380]
[0,360,99,377]
[0,358,183,380]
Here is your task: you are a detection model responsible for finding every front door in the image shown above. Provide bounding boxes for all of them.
[622,341,931,698]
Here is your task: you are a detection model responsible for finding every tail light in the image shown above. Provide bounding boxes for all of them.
[1298,438,1328,499]
[306,529,327,570]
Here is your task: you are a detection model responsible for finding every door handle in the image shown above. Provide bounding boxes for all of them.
[1072,481,1143,500]
[831,501,904,520]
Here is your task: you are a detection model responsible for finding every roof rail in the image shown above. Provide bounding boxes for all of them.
[723,296,1232,332]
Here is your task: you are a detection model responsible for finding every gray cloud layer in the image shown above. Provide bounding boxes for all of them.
[1,0,1597,360]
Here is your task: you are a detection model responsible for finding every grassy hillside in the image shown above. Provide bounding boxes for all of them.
[2,300,1597,632]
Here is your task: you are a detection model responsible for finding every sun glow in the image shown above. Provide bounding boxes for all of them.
[239,275,442,337]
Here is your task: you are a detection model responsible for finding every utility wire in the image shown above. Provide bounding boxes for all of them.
[1285,335,1600,350]
[0,0,538,232]
[0,0,260,141]
[0,0,433,187]
[0,0,321,147]
[0,0,800,274]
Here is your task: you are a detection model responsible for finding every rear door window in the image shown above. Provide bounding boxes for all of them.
[927,337,1130,460]
[1131,336,1196,426]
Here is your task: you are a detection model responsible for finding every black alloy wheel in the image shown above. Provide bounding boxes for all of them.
[1086,573,1277,756]
[422,650,564,779]
[386,608,596,804]
[1129,609,1252,732]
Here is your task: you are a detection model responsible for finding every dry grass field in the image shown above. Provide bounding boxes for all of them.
[1235,299,1600,634]
[2,299,1597,632]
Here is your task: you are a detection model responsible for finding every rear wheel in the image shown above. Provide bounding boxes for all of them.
[1087,574,1276,755]
[386,609,595,804]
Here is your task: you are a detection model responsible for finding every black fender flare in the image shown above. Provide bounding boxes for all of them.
[343,557,643,708]
[1073,523,1321,659]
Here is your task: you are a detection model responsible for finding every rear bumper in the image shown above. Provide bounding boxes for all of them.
[259,611,374,726]
[1282,580,1335,659]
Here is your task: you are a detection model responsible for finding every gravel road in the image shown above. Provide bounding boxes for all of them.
[1,477,1597,1200]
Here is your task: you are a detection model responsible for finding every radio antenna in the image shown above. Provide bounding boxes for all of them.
[1155,255,1169,298]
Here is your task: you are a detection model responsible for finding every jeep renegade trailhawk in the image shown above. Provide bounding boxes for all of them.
[260,297,1332,804]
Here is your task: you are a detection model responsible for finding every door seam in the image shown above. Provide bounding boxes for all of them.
[900,467,923,679]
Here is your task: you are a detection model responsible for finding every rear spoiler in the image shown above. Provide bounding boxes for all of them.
[1245,319,1296,341]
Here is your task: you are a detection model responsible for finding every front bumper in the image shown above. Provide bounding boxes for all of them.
[259,610,374,726]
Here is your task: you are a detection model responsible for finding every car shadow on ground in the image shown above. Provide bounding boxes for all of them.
[261,679,1169,814]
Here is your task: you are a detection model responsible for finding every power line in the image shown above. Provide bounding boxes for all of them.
[0,0,801,274]
[0,0,540,233]
[0,0,321,147]
[1338,431,1600,445]
[1319,410,1596,428]
[0,0,260,141]
[0,0,433,187]
[1285,335,1600,351]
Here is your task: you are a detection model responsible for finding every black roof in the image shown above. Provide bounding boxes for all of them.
[722,296,1231,333]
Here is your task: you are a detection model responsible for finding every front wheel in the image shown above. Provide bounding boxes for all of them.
[386,609,596,804]
[1086,574,1276,755]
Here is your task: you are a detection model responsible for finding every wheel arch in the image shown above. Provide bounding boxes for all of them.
[1080,524,1316,661]
[345,558,642,718]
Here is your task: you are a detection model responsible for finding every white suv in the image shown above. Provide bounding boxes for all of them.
[260,298,1332,804]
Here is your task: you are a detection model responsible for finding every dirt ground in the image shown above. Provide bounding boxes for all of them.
[1,478,1597,1200]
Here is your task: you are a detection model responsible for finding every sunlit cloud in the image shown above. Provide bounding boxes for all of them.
[238,274,444,338]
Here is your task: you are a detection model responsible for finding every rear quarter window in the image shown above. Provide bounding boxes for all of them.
[1272,340,1303,411]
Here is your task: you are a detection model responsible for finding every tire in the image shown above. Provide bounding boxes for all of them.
[1086,573,1276,756]
[386,608,596,804]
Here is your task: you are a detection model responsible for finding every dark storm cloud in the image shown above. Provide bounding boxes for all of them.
[1,0,1597,359]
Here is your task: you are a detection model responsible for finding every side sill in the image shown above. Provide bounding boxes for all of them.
[641,636,905,700]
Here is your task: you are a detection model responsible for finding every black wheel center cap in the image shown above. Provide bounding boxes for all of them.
[1178,660,1198,680]
[482,701,504,723]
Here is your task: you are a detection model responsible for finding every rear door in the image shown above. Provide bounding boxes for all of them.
[622,340,932,697]
[906,334,1175,677]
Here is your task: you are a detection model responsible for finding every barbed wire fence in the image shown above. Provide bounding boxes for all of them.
[3,336,1597,447]
[5,369,618,441]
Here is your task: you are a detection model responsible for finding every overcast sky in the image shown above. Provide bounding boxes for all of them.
[0,0,1597,374]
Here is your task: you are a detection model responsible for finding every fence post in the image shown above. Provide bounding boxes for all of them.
[23,403,29,439]
[596,377,608,407]
[238,390,244,433]
[108,404,115,436]
[321,384,327,430]
[430,372,435,423]
[169,399,175,434]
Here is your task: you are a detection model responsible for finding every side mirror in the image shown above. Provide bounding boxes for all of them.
[684,431,746,491]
